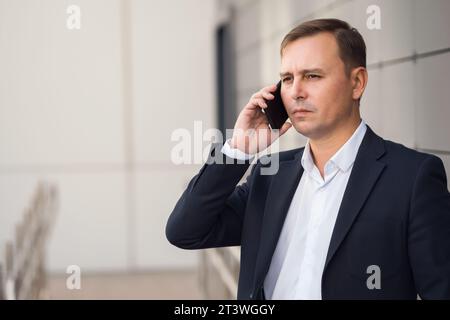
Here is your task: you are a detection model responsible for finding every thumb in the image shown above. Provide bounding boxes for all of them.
[279,122,292,136]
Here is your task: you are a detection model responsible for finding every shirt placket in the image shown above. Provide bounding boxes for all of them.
[294,181,325,298]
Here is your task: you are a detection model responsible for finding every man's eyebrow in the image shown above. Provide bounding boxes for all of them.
[279,68,325,77]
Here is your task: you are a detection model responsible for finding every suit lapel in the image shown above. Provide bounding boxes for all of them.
[252,150,304,291]
[324,126,386,271]
[252,126,387,292]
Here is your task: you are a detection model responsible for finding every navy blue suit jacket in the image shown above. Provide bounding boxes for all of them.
[166,126,450,299]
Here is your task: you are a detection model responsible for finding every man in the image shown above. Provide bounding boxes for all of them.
[166,19,450,299]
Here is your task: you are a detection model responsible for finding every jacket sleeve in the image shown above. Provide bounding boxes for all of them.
[165,142,259,249]
[408,154,450,299]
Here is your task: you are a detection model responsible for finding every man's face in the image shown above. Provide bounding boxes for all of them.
[280,32,357,140]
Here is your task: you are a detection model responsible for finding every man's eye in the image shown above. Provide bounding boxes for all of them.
[305,74,320,80]
[281,77,292,83]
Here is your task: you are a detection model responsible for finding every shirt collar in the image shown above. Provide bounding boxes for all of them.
[301,119,367,175]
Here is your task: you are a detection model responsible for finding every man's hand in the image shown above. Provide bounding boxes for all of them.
[230,84,292,155]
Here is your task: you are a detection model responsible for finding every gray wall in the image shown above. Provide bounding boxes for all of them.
[0,0,216,273]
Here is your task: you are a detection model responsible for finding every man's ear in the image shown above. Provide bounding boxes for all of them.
[351,67,368,101]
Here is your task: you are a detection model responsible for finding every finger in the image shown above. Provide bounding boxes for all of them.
[264,83,278,93]
[251,92,263,100]
[262,91,275,100]
[251,98,267,109]
[245,97,262,110]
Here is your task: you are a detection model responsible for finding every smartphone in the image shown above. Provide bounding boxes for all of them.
[262,81,289,130]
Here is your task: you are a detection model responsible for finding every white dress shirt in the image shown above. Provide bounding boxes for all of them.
[221,119,367,299]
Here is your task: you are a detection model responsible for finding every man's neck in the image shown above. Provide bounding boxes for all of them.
[309,117,362,177]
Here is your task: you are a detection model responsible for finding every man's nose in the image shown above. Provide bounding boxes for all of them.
[289,78,307,101]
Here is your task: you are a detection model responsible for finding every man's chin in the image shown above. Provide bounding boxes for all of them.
[292,121,315,138]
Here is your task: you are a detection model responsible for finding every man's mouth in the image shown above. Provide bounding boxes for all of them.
[293,108,313,116]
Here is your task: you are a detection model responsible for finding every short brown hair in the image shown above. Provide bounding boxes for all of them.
[280,18,366,75]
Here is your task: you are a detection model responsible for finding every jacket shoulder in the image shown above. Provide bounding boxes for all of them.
[258,146,305,164]
[382,139,441,166]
